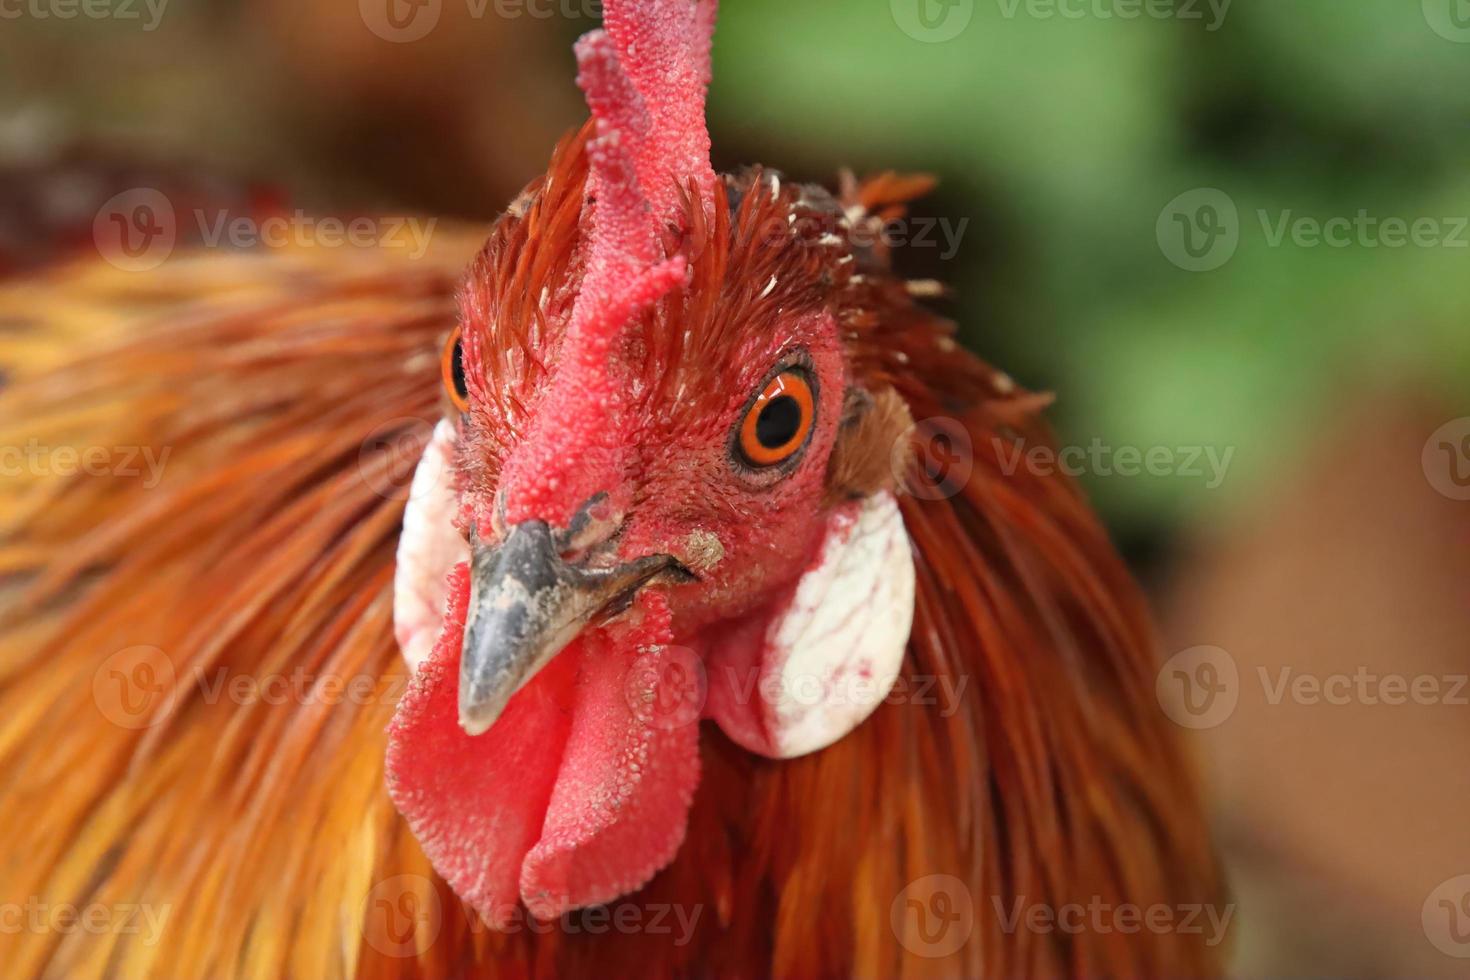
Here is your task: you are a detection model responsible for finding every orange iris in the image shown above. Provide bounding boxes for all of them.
[442,326,469,413]
[738,369,815,467]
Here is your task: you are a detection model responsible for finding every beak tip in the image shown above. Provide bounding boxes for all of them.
[457,680,505,736]
[457,705,497,737]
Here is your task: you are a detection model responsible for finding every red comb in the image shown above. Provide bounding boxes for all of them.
[567,0,717,363]
[494,1,719,529]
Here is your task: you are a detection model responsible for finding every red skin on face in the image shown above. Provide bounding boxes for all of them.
[618,310,848,633]
[389,305,850,924]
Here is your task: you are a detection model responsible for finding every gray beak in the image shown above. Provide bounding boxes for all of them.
[457,512,686,736]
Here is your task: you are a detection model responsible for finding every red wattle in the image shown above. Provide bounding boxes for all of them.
[385,567,701,924]
[521,593,700,917]
[385,563,576,927]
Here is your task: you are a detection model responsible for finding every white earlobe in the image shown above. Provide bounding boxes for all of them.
[394,419,470,673]
[753,491,916,759]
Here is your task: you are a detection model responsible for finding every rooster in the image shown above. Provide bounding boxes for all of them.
[0,0,1222,976]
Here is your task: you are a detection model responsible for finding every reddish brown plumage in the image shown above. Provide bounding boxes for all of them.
[0,113,1222,975]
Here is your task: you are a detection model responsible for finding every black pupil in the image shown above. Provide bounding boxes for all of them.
[756,394,802,450]
[450,340,468,400]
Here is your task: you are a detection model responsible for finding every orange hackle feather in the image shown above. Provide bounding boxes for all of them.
[0,135,1223,977]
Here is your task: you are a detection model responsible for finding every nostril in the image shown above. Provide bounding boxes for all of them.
[488,488,509,542]
[554,492,624,560]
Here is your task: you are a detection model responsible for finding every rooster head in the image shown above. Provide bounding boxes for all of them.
[386,0,923,925]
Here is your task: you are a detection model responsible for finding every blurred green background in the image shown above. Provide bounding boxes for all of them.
[2,0,1468,974]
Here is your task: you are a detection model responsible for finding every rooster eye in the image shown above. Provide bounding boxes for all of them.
[442,326,469,413]
[737,368,815,468]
